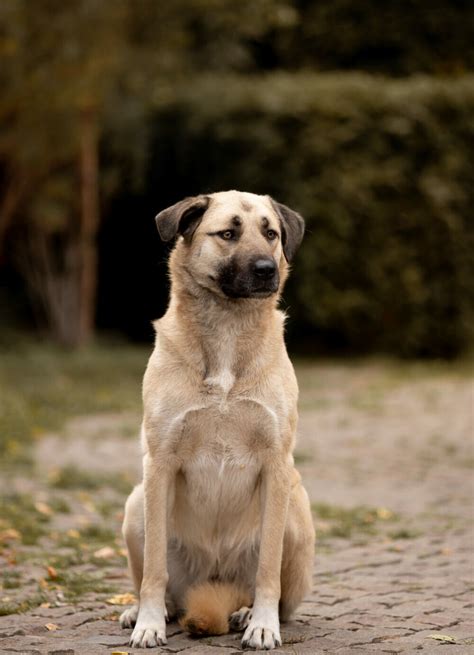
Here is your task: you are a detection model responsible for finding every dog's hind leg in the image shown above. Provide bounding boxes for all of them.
[122,484,145,591]
[120,484,144,628]
[279,484,315,621]
[229,605,252,631]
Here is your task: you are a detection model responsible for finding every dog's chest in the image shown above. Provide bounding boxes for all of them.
[171,403,271,521]
[179,447,259,508]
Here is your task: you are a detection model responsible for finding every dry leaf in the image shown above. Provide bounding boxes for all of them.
[427,634,456,644]
[66,528,80,539]
[111,651,129,655]
[45,623,59,631]
[40,602,51,608]
[83,500,96,513]
[104,612,119,621]
[39,578,50,590]
[35,501,53,516]
[106,592,136,606]
[0,528,21,542]
[46,565,58,579]
[376,507,393,520]
[93,546,115,559]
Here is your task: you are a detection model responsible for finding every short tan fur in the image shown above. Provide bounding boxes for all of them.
[120,191,315,651]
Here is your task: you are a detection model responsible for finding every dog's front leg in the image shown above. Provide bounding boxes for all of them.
[242,460,291,650]
[130,452,174,648]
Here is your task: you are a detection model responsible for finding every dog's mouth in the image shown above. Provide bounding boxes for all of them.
[219,280,279,299]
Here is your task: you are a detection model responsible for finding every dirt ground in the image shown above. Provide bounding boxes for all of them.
[0,360,473,654]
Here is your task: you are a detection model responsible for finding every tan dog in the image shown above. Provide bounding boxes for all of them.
[120,191,315,650]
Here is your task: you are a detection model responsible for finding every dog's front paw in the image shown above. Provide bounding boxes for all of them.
[129,607,167,648]
[241,608,281,650]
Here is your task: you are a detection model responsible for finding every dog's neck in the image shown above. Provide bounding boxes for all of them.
[165,273,284,391]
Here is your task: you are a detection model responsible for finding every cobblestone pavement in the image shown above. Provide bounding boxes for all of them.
[1,361,473,654]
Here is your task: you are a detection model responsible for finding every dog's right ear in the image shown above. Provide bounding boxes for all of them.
[155,195,210,242]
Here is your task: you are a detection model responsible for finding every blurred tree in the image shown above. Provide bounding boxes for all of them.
[0,0,127,344]
[1,0,473,347]
[0,0,290,345]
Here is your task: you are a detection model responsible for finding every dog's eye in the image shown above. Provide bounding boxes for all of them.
[219,230,235,241]
[267,229,278,240]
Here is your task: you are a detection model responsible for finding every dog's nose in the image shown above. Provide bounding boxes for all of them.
[253,258,277,280]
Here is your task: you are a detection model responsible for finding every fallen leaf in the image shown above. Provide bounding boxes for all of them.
[111,651,129,655]
[0,528,21,543]
[66,528,80,539]
[46,565,58,579]
[93,546,115,559]
[45,623,59,631]
[376,507,393,520]
[39,578,50,590]
[35,501,53,516]
[104,612,119,621]
[427,634,457,644]
[82,500,96,513]
[40,602,51,608]
[106,592,136,606]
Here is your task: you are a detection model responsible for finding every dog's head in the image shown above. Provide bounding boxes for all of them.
[155,191,304,299]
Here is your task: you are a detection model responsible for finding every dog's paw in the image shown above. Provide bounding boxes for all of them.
[129,624,167,648]
[120,604,138,629]
[230,606,252,632]
[129,608,167,648]
[241,608,281,650]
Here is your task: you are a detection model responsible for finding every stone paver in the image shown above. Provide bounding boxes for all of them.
[1,361,473,653]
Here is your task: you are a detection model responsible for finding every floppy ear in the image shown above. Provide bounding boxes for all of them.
[269,198,305,262]
[155,195,210,242]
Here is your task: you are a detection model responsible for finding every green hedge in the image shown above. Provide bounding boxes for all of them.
[149,73,474,357]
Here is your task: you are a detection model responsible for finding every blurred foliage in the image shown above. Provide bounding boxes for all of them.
[143,73,474,357]
[256,0,474,76]
[1,1,474,354]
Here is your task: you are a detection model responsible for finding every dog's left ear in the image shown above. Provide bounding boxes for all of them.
[155,195,210,242]
[269,198,305,262]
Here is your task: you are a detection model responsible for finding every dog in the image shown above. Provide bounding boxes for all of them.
[119,190,315,650]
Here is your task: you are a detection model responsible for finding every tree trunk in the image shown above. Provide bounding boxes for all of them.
[77,106,100,345]
[0,167,26,263]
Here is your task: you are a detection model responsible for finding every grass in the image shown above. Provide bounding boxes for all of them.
[312,502,398,540]
[0,338,148,466]
[0,593,47,616]
[1,570,22,589]
[295,355,473,412]
[48,465,134,494]
[0,493,51,545]
[47,570,117,600]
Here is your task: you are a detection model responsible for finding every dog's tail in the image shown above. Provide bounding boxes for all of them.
[179,581,251,636]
